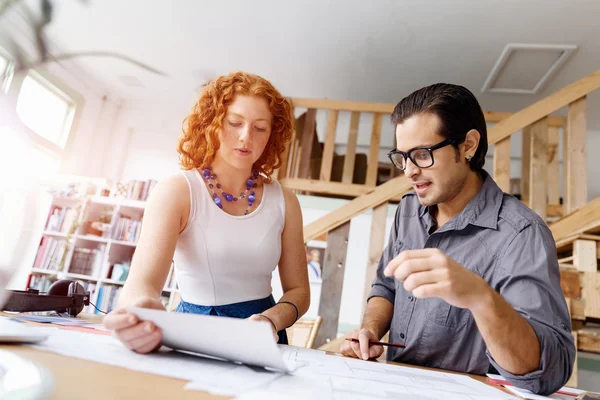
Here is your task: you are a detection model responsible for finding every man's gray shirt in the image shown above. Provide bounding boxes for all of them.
[369,172,575,395]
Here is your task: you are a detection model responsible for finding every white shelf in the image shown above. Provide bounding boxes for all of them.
[63,272,99,281]
[101,278,125,286]
[110,239,137,247]
[31,268,58,275]
[75,235,109,244]
[43,231,68,238]
[90,196,146,209]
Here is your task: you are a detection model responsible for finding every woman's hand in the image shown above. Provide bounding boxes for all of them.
[247,314,279,342]
[103,296,165,354]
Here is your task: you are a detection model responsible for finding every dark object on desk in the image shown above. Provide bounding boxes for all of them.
[345,338,406,348]
[2,280,89,317]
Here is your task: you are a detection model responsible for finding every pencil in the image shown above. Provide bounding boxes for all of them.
[345,338,406,348]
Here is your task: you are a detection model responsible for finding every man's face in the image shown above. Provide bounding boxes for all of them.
[395,113,470,207]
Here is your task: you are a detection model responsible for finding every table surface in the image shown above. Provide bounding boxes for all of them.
[1,312,511,399]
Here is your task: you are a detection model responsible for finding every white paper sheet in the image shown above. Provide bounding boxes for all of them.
[231,348,518,400]
[31,328,237,381]
[487,374,587,399]
[127,306,290,372]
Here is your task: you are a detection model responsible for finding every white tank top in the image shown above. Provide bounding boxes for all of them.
[173,169,286,306]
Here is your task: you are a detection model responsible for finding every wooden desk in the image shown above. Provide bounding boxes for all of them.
[1,313,510,399]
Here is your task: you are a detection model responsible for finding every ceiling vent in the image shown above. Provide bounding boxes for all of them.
[481,43,577,94]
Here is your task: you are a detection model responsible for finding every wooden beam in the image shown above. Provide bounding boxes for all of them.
[303,175,412,242]
[314,222,351,348]
[571,298,586,320]
[560,269,581,298]
[547,126,560,205]
[550,196,600,241]
[289,98,566,126]
[583,272,600,319]
[362,203,388,314]
[521,125,532,207]
[556,233,600,253]
[487,69,600,145]
[342,112,360,184]
[574,240,597,272]
[319,110,338,181]
[547,204,563,218]
[529,117,549,220]
[366,113,383,187]
[578,329,600,353]
[296,109,317,179]
[280,178,374,198]
[493,137,511,192]
[564,97,588,214]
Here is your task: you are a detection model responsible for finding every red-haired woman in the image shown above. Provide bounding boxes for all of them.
[104,72,309,352]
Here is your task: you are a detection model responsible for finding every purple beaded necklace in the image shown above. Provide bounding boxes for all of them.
[201,167,259,215]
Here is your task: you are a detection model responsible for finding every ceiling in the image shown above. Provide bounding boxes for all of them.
[8,0,600,121]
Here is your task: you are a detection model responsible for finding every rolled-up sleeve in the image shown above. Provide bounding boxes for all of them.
[367,207,400,305]
[488,221,576,395]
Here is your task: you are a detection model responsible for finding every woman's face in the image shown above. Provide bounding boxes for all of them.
[215,95,273,171]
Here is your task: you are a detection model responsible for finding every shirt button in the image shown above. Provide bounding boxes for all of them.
[400,333,405,339]
[408,296,414,302]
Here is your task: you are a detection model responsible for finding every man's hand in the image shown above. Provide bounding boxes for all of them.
[384,248,490,310]
[340,328,383,361]
[247,314,279,342]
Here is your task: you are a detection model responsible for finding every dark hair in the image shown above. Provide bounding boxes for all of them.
[390,83,488,171]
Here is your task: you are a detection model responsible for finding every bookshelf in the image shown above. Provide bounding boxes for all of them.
[27,179,180,314]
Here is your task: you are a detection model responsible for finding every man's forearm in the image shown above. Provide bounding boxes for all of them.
[361,297,394,339]
[471,287,541,375]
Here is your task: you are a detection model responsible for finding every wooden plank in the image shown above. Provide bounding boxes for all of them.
[366,113,383,187]
[560,269,581,298]
[289,99,565,126]
[280,178,374,197]
[549,196,600,242]
[303,175,412,242]
[296,108,317,179]
[573,240,597,272]
[547,126,560,205]
[559,256,575,264]
[319,110,338,181]
[521,125,532,207]
[493,137,511,192]
[547,204,563,218]
[314,222,351,348]
[583,272,600,318]
[288,112,304,178]
[529,117,549,220]
[362,203,388,314]
[578,329,600,353]
[566,331,578,388]
[487,68,600,145]
[564,97,588,214]
[572,298,586,320]
[342,112,361,184]
[556,233,600,253]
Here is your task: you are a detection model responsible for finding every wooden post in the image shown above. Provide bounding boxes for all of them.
[342,112,361,184]
[362,203,388,314]
[566,331,578,388]
[314,221,351,348]
[564,97,588,214]
[573,239,597,272]
[547,126,560,205]
[297,109,317,179]
[366,113,383,187]
[320,110,338,181]
[529,117,549,220]
[493,137,511,192]
[583,272,600,319]
[521,126,531,207]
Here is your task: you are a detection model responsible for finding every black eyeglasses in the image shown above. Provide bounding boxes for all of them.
[387,138,461,171]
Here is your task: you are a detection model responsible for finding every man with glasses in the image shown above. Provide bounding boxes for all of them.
[340,83,574,395]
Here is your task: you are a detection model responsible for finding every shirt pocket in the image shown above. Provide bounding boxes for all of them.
[425,298,470,328]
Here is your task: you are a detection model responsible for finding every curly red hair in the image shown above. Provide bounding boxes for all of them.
[177,71,294,183]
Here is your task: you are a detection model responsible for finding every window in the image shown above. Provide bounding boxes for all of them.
[16,72,75,149]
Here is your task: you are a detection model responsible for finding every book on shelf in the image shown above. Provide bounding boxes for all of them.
[68,245,105,277]
[45,205,79,233]
[33,237,68,271]
[112,215,142,243]
[110,179,157,202]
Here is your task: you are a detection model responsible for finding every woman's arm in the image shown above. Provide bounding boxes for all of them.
[258,188,310,331]
[118,174,190,307]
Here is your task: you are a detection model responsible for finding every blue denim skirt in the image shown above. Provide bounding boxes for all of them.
[175,294,289,345]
